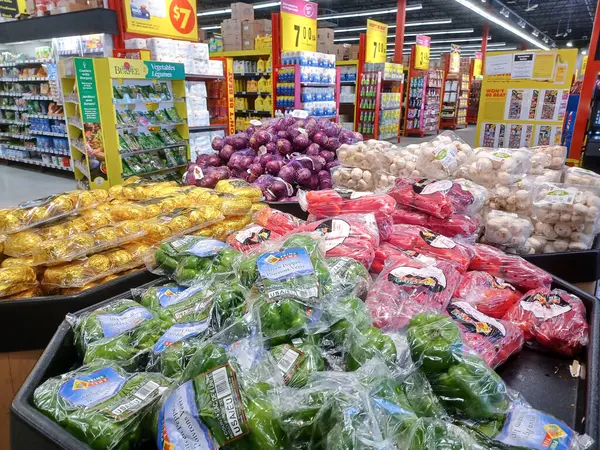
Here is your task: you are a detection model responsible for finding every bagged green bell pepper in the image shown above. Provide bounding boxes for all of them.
[407,313,463,375]
[269,341,325,388]
[326,256,371,298]
[237,253,259,288]
[173,238,240,285]
[346,326,397,371]
[326,295,372,346]
[210,282,247,329]
[401,370,445,419]
[433,355,509,420]
[71,299,168,367]
[34,362,170,450]
[255,296,308,344]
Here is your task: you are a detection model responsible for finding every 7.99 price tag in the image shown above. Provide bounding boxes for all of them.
[366,19,388,63]
[281,0,318,52]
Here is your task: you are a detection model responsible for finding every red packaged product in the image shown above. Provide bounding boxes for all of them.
[301,190,396,240]
[392,206,480,241]
[372,243,438,274]
[253,206,304,235]
[447,300,525,368]
[503,288,588,356]
[366,253,461,329]
[295,213,379,268]
[226,223,282,252]
[455,271,521,319]
[469,243,552,292]
[386,224,474,272]
[387,178,475,219]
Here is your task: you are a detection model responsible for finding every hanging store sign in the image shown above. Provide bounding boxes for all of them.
[123,0,198,42]
[0,0,26,18]
[473,51,483,78]
[365,19,388,63]
[281,0,318,52]
[449,44,461,74]
[414,34,431,71]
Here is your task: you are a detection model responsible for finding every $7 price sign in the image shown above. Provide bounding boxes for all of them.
[169,0,195,35]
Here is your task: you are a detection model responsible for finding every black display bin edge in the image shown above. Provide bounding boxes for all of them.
[10,277,600,450]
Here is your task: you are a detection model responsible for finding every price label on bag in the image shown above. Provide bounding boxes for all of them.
[366,19,388,63]
[414,35,431,70]
[281,0,318,52]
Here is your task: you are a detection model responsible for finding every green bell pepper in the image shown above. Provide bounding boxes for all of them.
[326,256,371,298]
[346,326,397,371]
[211,283,247,329]
[406,313,463,375]
[401,371,445,419]
[269,342,325,388]
[256,297,307,344]
[433,355,509,420]
[327,296,372,346]
[237,254,259,288]
[181,342,229,380]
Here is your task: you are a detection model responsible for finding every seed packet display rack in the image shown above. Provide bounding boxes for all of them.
[59,57,189,190]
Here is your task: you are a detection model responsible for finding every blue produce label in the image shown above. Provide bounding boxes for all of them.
[59,367,126,408]
[186,239,230,257]
[97,306,153,338]
[157,381,215,450]
[257,248,318,302]
[157,286,187,307]
[153,321,209,354]
[496,404,575,450]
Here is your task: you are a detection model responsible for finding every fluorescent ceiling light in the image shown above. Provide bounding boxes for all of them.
[335,28,474,42]
[582,50,588,55]
[453,0,549,50]
[566,41,573,47]
[197,0,281,16]
[388,36,489,46]
[318,3,422,21]
[201,25,220,30]
[333,19,451,33]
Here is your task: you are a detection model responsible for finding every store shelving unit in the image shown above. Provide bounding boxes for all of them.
[467,78,481,124]
[60,57,189,190]
[336,60,358,130]
[440,54,468,130]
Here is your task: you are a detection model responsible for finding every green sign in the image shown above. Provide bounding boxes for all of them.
[144,61,185,79]
[74,58,100,123]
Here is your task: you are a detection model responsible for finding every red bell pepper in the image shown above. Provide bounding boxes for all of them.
[455,271,522,319]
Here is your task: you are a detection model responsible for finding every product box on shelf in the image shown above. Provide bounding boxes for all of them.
[231,1,254,21]
[242,19,272,50]
[317,28,334,46]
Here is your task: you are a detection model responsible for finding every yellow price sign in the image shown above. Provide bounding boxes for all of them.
[582,55,588,74]
[281,0,318,52]
[473,52,483,78]
[414,35,431,70]
[366,19,388,63]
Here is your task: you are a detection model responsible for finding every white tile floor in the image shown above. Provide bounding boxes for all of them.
[0,127,478,206]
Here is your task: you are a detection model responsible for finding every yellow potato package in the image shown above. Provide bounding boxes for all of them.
[215,179,263,201]
[109,179,179,201]
[30,224,146,266]
[6,287,41,299]
[0,235,4,258]
[0,266,38,298]
[139,205,224,242]
[1,256,36,269]
[0,190,111,234]
[193,214,252,241]
[251,202,268,215]
[42,245,141,288]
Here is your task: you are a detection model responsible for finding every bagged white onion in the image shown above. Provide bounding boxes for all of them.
[331,166,378,191]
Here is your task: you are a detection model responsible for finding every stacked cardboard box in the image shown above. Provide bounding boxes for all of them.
[242,19,272,50]
[220,2,272,52]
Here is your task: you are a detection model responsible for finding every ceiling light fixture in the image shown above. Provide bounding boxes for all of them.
[333,19,452,33]
[334,28,474,42]
[582,50,588,55]
[201,25,221,30]
[453,0,550,50]
[318,3,422,21]
[197,0,281,16]
[390,36,489,46]
[566,41,573,47]
[532,30,539,37]
[518,19,526,28]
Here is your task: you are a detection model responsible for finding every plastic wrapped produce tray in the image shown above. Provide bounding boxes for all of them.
[10,277,600,450]
[522,236,600,283]
[0,270,158,352]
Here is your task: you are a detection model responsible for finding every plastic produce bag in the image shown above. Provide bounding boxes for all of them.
[254,206,304,235]
[226,223,282,252]
[0,266,37,298]
[269,340,325,388]
[564,166,600,187]
[457,147,532,187]
[215,178,264,201]
[386,224,474,272]
[392,206,481,241]
[454,271,521,319]
[70,298,168,366]
[387,178,481,219]
[336,139,394,170]
[530,145,567,171]
[486,179,534,216]
[482,210,534,251]
[34,362,170,450]
[447,301,524,368]
[503,287,588,356]
[300,189,396,240]
[366,252,461,330]
[295,213,379,267]
[326,256,372,298]
[469,243,552,291]
[414,131,474,179]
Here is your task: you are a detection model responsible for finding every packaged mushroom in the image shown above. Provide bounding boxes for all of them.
[458,147,532,187]
[336,139,396,170]
[385,147,423,179]
[414,131,474,179]
[331,166,379,192]
[532,182,600,229]
[564,166,600,187]
[530,145,567,171]
[527,218,597,253]
[481,210,534,252]
[486,178,535,216]
[528,168,563,183]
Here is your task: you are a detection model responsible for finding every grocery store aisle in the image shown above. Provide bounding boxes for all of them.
[0,163,75,207]
[398,126,477,147]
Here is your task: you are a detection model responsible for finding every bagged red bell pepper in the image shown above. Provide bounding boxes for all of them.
[366,252,461,329]
[469,243,552,292]
[226,223,282,252]
[455,271,521,319]
[503,288,588,356]
[447,300,524,368]
[295,213,379,268]
[253,206,304,235]
[372,243,439,274]
[392,206,480,241]
[387,178,477,219]
[386,224,474,272]
[300,190,396,240]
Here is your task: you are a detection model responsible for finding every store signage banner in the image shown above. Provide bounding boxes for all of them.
[74,58,100,123]
[123,0,198,42]
[449,44,461,74]
[473,51,483,78]
[474,49,577,149]
[366,19,388,63]
[107,59,185,80]
[414,35,431,71]
[0,0,26,18]
[582,55,588,74]
[280,0,318,52]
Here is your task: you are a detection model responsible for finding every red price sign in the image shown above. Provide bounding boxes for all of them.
[169,0,195,35]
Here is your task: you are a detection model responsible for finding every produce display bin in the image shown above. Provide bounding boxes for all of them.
[10,276,600,450]
[523,238,600,284]
[0,270,158,352]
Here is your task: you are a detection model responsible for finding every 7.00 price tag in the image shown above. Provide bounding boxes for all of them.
[281,0,317,52]
[366,19,388,63]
